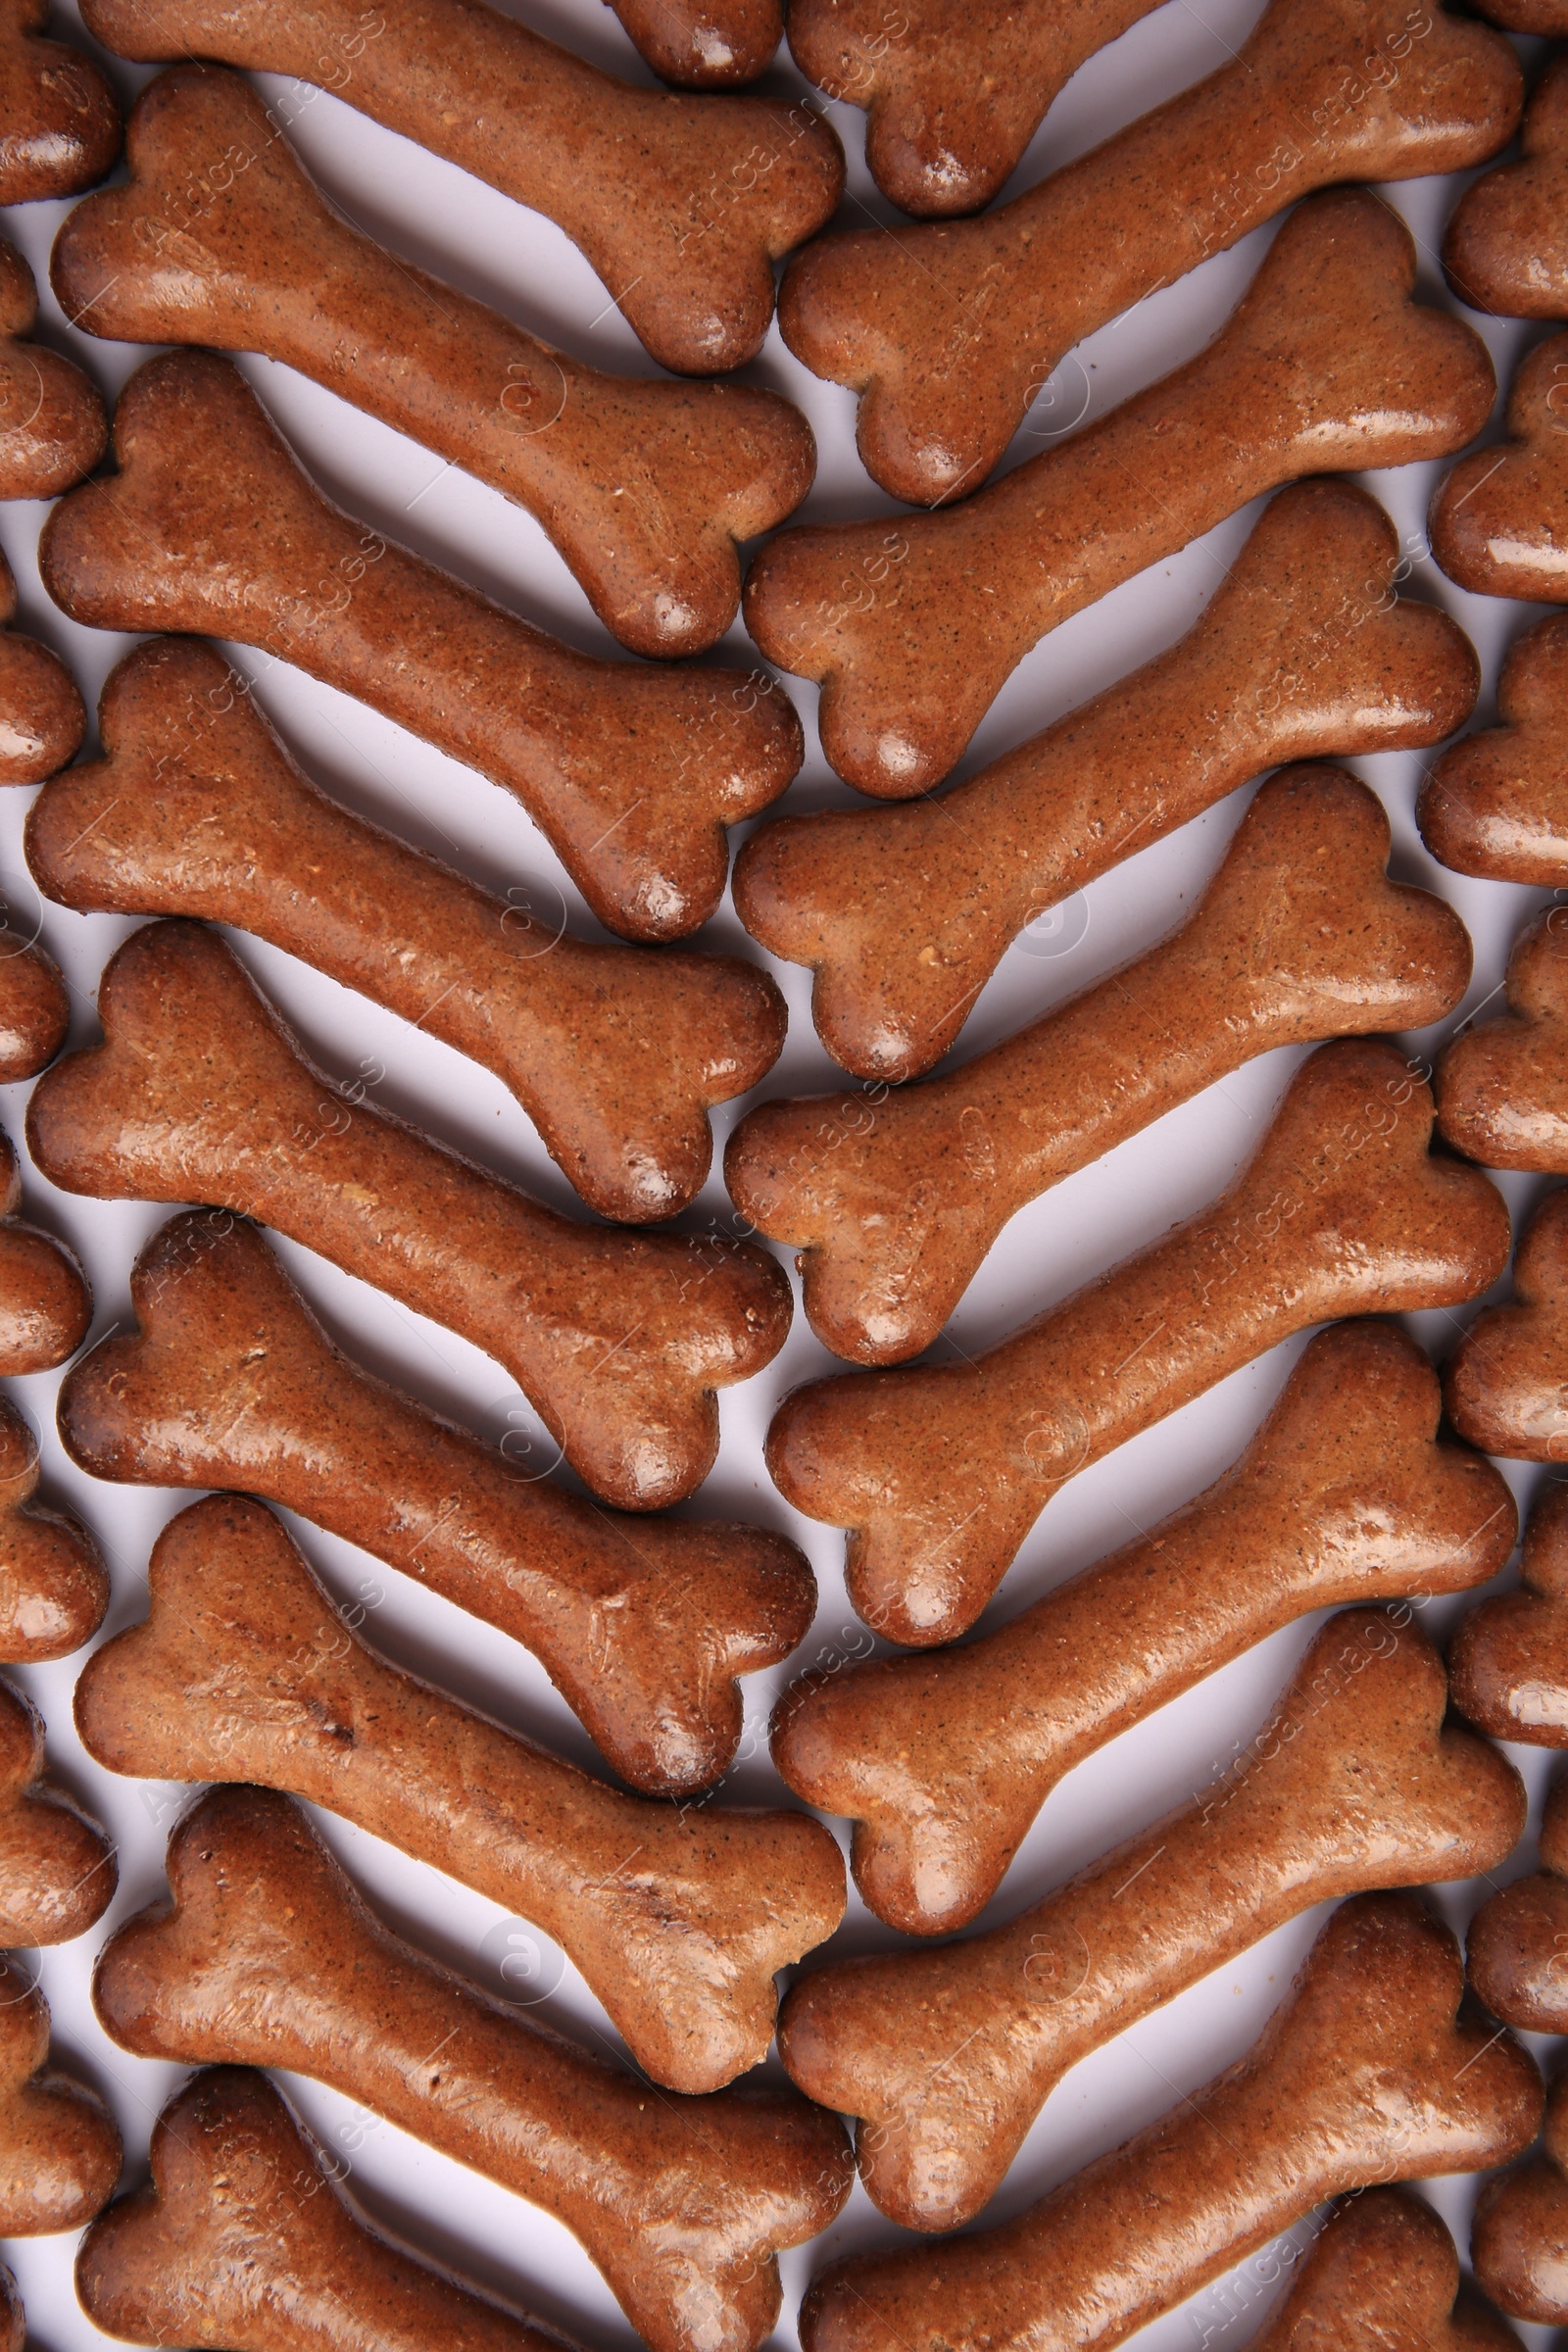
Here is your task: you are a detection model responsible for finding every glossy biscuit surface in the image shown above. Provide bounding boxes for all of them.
[0,233,105,501]
[0,0,120,203]
[0,543,84,789]
[1431,331,1568,605]
[0,1954,119,2234]
[1451,1482,1568,1749]
[1249,2189,1520,2349]
[0,1391,105,1663]
[92,1785,853,2352]
[1444,1187,1568,1458]
[1446,51,1568,318]
[1420,614,1568,883]
[0,1673,114,1945]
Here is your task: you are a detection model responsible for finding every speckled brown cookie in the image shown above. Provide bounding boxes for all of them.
[38,352,804,942]
[0,1394,105,1665]
[1437,909,1568,1167]
[770,1041,1510,1645]
[0,923,67,1084]
[736,480,1479,1080]
[0,233,105,502]
[779,0,1518,503]
[1468,1766,1568,2033]
[1250,2190,1520,2350]
[78,2066,580,2352]
[76,0,843,377]
[0,1120,89,1378]
[60,1210,811,1796]
[27,635,785,1224]
[1420,615,1568,882]
[1444,1188,1568,1459]
[55,67,815,660]
[1451,1484,1568,1747]
[0,1953,120,2233]
[93,1784,852,2352]
[800,1895,1542,2352]
[774,1321,1514,1934]
[0,543,84,790]
[609,0,780,84]
[76,1495,845,2093]
[27,920,790,1512]
[747,190,1494,797]
[1431,332,1568,604]
[0,1673,114,1945]
[0,0,120,204]
[782,1609,1523,2233]
[1470,0,1568,35]
[787,0,1164,217]
[1446,53,1568,318]
[731,765,1471,1363]
[1472,2062,1568,2324]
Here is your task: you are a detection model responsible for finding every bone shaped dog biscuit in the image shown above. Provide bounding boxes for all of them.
[779,0,1519,504]
[770,1041,1510,1645]
[38,353,804,942]
[1471,2063,1568,2326]
[730,765,1471,1363]
[786,0,1164,218]
[0,1121,89,1378]
[1249,2190,1520,2350]
[1420,616,1568,884]
[609,0,781,85]
[800,1895,1542,2352]
[60,1210,812,1795]
[0,1954,119,2234]
[76,0,843,378]
[1467,1762,1568,2035]
[774,1320,1515,1934]
[1446,52,1568,318]
[1472,0,1568,26]
[78,2066,587,2352]
[782,1607,1524,2233]
[27,920,790,1511]
[747,190,1495,797]
[0,1673,114,1944]
[75,1495,846,2092]
[0,1393,105,1664]
[1437,909,1568,1169]
[92,1785,852,2352]
[1451,1483,1568,1750]
[1444,1188,1568,1460]
[1431,332,1568,606]
[0,0,120,203]
[0,925,67,1084]
[0,543,84,790]
[28,635,785,1224]
[0,233,104,501]
[736,479,1480,1080]
[55,66,816,661]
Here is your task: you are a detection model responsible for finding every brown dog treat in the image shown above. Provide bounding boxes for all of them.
[736,480,1479,1081]
[28,921,789,1512]
[0,0,120,204]
[782,1607,1524,2232]
[1249,2190,1520,2351]
[1420,614,1568,883]
[1452,1483,1568,1748]
[0,540,84,791]
[748,191,1494,798]
[770,1041,1509,1645]
[1473,2060,1568,2324]
[730,765,1471,1363]
[0,1673,115,1944]
[1437,907,1568,1168]
[76,1495,845,2092]
[1470,0,1568,34]
[94,1786,852,2350]
[78,2067,586,2352]
[1446,53,1568,318]
[56,69,814,662]
[0,1121,90,1379]
[0,1953,120,2233]
[0,232,106,502]
[0,1393,106,1664]
[0,925,67,1084]
[787,0,1163,218]
[1468,1766,1568,2032]
[774,1320,1514,1934]
[39,353,802,943]
[781,0,1518,501]
[75,0,842,378]
[1431,331,1568,605]
[1444,1188,1568,1459]
[800,1894,1543,2352]
[608,0,781,84]
[61,1211,810,1795]
[28,637,784,1224]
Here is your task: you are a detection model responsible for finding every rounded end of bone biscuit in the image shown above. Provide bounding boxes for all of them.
[610,0,783,84]
[1469,1871,1568,2033]
[0,1221,91,1376]
[0,23,121,206]
[1474,2154,1568,2323]
[0,627,86,786]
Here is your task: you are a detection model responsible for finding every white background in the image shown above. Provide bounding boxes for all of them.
[1,1,1564,2343]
